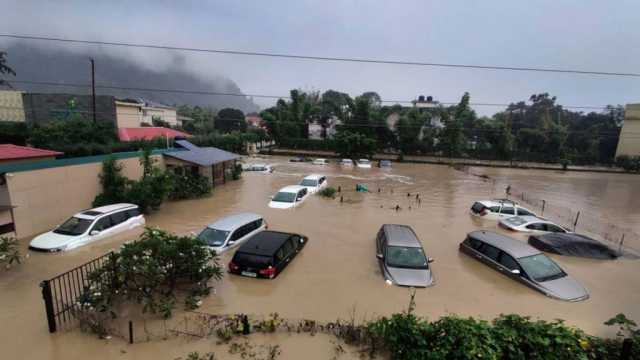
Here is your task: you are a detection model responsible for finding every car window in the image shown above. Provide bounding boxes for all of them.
[489,206,500,213]
[282,238,295,257]
[92,216,113,232]
[110,211,127,226]
[546,224,565,233]
[385,246,428,269]
[272,191,296,203]
[498,252,520,271]
[478,243,501,261]
[517,207,534,216]
[467,237,483,250]
[500,207,515,215]
[197,228,230,247]
[518,254,566,282]
[53,216,94,236]
[291,235,302,249]
[275,248,286,262]
[320,177,325,184]
[526,223,546,231]
[127,208,141,218]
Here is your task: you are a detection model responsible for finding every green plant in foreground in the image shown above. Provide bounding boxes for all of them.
[0,236,21,268]
[318,186,337,198]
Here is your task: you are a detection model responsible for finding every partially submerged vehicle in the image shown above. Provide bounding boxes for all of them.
[289,156,310,162]
[499,216,568,234]
[378,160,392,168]
[459,230,589,301]
[470,199,536,220]
[195,213,266,254]
[528,233,620,259]
[375,224,434,287]
[340,159,354,166]
[299,174,328,194]
[243,163,273,173]
[29,204,145,252]
[228,230,308,279]
[356,159,372,168]
[268,185,309,209]
[312,158,329,165]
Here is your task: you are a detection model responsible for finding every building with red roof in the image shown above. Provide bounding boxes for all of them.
[0,144,63,165]
[117,127,191,142]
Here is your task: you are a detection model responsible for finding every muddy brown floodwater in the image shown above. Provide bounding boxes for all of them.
[2,156,639,359]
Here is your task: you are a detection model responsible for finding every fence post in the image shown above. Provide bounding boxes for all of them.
[573,211,581,231]
[541,200,546,216]
[129,320,134,344]
[41,280,57,333]
[618,234,625,254]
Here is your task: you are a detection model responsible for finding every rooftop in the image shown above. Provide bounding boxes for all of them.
[238,231,296,256]
[118,127,191,142]
[206,213,263,231]
[0,144,63,161]
[468,230,540,258]
[164,144,240,166]
[383,224,422,247]
[277,185,306,193]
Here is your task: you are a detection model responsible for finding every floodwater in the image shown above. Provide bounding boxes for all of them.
[2,156,639,359]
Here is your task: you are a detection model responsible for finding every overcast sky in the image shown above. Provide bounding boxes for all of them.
[2,0,639,114]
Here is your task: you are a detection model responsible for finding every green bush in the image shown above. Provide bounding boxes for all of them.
[616,155,640,172]
[0,236,21,269]
[169,172,212,200]
[79,228,223,330]
[318,187,337,198]
[232,163,243,180]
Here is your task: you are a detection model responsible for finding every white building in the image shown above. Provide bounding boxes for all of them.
[115,99,178,128]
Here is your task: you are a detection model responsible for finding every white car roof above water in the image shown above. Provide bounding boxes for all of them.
[278,185,306,193]
[504,215,551,224]
[303,174,325,180]
[75,203,138,219]
[206,212,263,231]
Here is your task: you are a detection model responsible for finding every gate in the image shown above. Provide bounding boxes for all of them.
[40,251,114,333]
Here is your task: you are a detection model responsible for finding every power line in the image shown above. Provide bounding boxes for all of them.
[7,79,616,111]
[1,34,639,78]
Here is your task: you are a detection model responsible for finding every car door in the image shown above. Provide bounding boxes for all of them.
[89,216,114,243]
[498,206,515,219]
[497,251,521,278]
[476,242,502,270]
[525,223,546,233]
[295,189,307,206]
[279,237,297,271]
[109,210,129,235]
[545,224,566,233]
[227,225,248,249]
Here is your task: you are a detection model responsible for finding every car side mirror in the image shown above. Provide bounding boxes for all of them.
[190,231,197,237]
[227,240,236,246]
[428,257,435,263]
[376,253,384,260]
[511,269,520,275]
[90,230,100,236]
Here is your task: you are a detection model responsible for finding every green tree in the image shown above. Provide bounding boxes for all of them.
[0,51,16,87]
[333,131,377,158]
[215,108,246,133]
[439,92,470,157]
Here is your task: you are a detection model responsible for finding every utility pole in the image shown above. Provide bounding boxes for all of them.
[90,58,97,123]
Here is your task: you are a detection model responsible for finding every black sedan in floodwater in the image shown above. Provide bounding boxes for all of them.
[228,231,307,279]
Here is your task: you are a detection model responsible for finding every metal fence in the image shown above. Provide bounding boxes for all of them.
[40,251,115,333]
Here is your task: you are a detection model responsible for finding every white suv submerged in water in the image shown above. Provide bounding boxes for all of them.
[470,199,536,220]
[29,203,145,252]
[195,213,266,254]
[299,174,328,194]
[268,185,309,209]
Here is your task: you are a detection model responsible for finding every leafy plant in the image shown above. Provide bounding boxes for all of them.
[232,163,243,180]
[318,187,337,198]
[0,236,21,268]
[169,172,212,200]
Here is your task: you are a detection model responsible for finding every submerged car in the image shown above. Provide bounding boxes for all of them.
[195,213,266,254]
[470,199,536,220]
[499,216,568,234]
[243,163,273,173]
[375,224,434,287]
[228,230,308,279]
[29,203,145,252]
[268,185,309,209]
[356,159,372,168]
[299,174,328,194]
[341,159,354,166]
[528,233,620,259]
[459,230,588,301]
[289,156,309,163]
[378,160,392,168]
[312,158,329,165]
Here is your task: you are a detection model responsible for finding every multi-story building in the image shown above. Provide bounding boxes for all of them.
[115,99,178,128]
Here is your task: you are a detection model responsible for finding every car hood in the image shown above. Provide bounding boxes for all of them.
[268,201,294,209]
[539,275,589,301]
[386,266,433,287]
[30,231,77,250]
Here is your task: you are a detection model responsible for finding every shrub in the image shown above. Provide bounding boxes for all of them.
[232,163,243,180]
[318,187,337,198]
[78,228,223,335]
[169,172,212,200]
[616,155,640,172]
[0,236,21,269]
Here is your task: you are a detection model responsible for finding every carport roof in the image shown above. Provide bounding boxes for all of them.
[164,146,240,166]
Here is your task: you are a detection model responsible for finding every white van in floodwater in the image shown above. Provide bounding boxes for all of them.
[29,203,145,252]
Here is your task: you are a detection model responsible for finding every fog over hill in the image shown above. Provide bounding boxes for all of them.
[2,44,259,113]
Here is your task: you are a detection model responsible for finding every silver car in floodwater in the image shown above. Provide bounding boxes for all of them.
[375,224,434,287]
[459,230,589,301]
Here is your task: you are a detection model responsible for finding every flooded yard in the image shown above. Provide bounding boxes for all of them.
[2,156,639,359]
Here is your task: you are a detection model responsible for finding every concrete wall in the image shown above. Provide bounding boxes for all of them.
[616,104,640,157]
[5,155,162,239]
[115,102,143,128]
[22,93,116,124]
[0,90,26,122]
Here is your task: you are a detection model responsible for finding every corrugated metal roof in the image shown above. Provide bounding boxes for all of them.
[175,140,199,150]
[0,144,63,161]
[118,127,190,141]
[163,146,240,166]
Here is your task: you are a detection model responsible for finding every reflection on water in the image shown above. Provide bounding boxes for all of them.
[2,156,639,359]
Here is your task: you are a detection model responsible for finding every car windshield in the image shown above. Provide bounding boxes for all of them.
[197,228,230,247]
[53,216,93,236]
[518,254,566,282]
[300,179,318,187]
[386,246,428,269]
[272,191,297,203]
[359,159,370,164]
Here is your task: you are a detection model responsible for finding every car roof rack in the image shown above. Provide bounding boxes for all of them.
[493,198,518,205]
